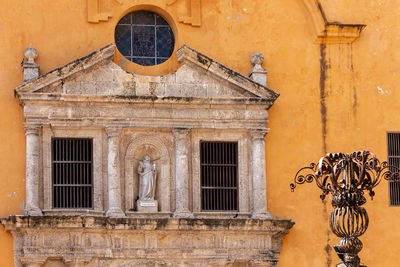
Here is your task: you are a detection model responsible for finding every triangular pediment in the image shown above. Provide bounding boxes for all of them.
[15,44,279,107]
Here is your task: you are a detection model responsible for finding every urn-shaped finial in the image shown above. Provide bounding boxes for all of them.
[24,46,38,64]
[249,52,268,86]
[22,46,40,82]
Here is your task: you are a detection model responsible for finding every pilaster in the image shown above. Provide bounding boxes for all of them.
[173,128,193,218]
[105,127,125,217]
[251,129,272,219]
[24,124,42,216]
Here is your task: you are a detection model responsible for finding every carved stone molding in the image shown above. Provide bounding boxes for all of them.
[250,129,270,141]
[167,0,202,26]
[105,126,122,137]
[64,257,92,267]
[317,23,366,44]
[173,127,191,139]
[20,257,47,267]
[300,0,366,44]
[1,216,294,267]
[23,124,40,136]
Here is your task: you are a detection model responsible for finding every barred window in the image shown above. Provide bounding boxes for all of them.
[200,141,238,211]
[387,132,400,206]
[115,10,175,66]
[52,138,93,209]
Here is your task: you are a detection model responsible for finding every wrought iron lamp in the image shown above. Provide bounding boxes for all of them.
[290,150,399,267]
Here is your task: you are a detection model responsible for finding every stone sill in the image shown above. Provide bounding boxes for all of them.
[125,211,172,218]
[193,211,251,219]
[1,215,294,233]
[40,211,249,219]
[42,209,104,216]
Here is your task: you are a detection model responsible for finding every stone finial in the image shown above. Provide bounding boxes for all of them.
[22,46,40,82]
[251,53,264,66]
[24,47,38,64]
[249,52,268,87]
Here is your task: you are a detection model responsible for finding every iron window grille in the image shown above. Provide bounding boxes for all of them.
[200,141,238,211]
[52,138,93,209]
[115,10,175,66]
[387,132,400,206]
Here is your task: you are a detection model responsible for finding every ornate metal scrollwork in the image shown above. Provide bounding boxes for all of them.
[291,150,400,267]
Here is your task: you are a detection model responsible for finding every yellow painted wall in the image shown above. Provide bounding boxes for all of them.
[0,0,399,266]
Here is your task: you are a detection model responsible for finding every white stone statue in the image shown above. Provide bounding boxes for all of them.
[137,155,157,200]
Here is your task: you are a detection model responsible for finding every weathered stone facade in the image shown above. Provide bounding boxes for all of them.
[2,44,294,266]
[2,216,293,267]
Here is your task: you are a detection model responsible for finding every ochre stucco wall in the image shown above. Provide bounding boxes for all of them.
[0,0,399,266]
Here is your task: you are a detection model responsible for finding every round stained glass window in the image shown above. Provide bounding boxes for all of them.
[115,10,175,66]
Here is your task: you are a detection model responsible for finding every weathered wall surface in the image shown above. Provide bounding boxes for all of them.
[0,0,399,266]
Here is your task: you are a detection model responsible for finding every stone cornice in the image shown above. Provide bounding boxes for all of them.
[15,44,279,108]
[14,43,115,95]
[1,215,294,233]
[176,45,279,100]
[2,215,295,265]
[17,93,273,107]
[301,0,366,44]
[317,23,366,44]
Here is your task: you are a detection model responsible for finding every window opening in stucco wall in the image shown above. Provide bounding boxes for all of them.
[52,138,93,209]
[200,141,238,211]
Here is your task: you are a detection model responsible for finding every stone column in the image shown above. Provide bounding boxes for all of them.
[251,129,273,219]
[173,128,193,218]
[105,127,125,217]
[24,124,42,216]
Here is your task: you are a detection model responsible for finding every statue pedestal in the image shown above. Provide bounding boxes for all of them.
[137,200,158,212]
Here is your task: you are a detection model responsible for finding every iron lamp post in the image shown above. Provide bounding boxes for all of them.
[290,150,399,267]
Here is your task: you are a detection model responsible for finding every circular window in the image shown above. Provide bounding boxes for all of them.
[115,10,175,66]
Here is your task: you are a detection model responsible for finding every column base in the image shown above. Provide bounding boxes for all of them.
[252,212,273,219]
[173,210,194,218]
[24,207,43,216]
[106,208,125,217]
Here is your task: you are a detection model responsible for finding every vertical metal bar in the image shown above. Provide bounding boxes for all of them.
[208,142,211,193]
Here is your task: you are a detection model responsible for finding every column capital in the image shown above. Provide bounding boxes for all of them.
[23,123,41,135]
[64,257,91,267]
[20,257,47,267]
[250,128,270,140]
[105,126,122,137]
[173,128,191,138]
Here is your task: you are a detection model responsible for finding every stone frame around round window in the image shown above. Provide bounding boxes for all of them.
[114,10,175,67]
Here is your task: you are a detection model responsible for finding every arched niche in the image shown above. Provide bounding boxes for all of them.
[124,135,171,213]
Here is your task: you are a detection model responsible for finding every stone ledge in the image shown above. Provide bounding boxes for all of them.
[317,23,366,44]
[1,215,294,267]
[1,215,294,232]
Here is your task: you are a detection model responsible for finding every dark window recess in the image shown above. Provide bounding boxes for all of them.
[52,138,93,209]
[387,132,400,206]
[114,10,175,66]
[200,141,238,211]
